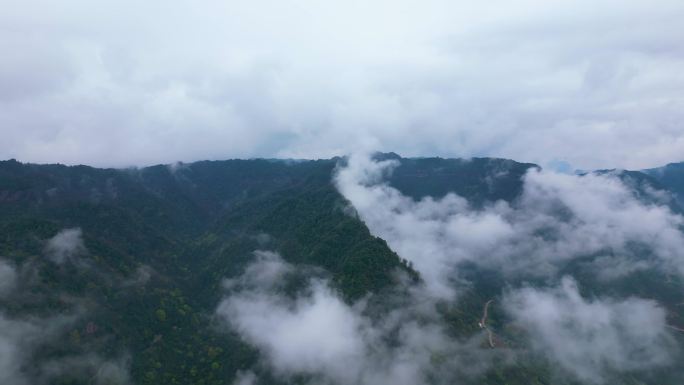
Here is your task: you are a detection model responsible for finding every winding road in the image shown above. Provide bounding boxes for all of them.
[479,299,495,348]
[666,324,684,333]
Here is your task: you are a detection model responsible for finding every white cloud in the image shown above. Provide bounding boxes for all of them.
[335,153,684,300]
[232,370,257,385]
[0,260,17,298]
[216,251,501,385]
[1,0,683,168]
[44,228,86,264]
[218,251,370,383]
[219,279,367,382]
[504,277,676,383]
[39,353,132,385]
[333,153,684,380]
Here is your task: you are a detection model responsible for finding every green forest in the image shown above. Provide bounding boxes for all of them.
[1,155,683,385]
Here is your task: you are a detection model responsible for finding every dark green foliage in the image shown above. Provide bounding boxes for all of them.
[0,157,415,385]
[2,154,683,385]
[380,154,538,205]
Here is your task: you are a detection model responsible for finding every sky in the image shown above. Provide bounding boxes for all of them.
[1,0,683,169]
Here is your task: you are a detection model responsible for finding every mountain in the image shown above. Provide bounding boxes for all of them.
[1,154,683,385]
[379,154,538,205]
[0,157,413,385]
[643,162,684,206]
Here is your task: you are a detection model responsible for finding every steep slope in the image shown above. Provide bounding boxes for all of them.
[643,162,684,206]
[377,152,538,204]
[0,158,411,385]
[2,155,683,385]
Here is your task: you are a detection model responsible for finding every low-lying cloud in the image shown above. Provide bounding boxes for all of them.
[39,353,132,385]
[0,311,86,385]
[44,228,86,265]
[0,308,131,385]
[0,233,133,385]
[217,251,502,385]
[0,259,17,297]
[212,154,684,383]
[331,153,684,381]
[335,154,684,297]
[504,277,676,383]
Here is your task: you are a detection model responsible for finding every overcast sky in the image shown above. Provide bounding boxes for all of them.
[1,0,683,169]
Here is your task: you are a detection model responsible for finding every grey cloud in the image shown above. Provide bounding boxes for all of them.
[333,154,684,381]
[0,312,78,385]
[0,292,132,385]
[504,277,676,383]
[39,353,132,385]
[0,243,133,385]
[1,1,683,169]
[0,314,42,385]
[0,259,17,297]
[233,370,258,385]
[93,357,132,385]
[44,228,86,264]
[121,265,154,287]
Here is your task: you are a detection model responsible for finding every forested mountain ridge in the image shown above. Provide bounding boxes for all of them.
[0,156,416,384]
[643,162,684,207]
[1,154,683,385]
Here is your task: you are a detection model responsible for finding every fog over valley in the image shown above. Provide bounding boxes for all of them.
[2,0,684,384]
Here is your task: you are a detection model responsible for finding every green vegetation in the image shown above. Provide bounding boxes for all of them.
[1,155,682,384]
[0,157,416,384]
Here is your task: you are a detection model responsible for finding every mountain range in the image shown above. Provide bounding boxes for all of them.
[1,154,683,385]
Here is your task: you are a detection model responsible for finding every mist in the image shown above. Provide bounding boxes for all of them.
[336,154,684,290]
[44,228,86,265]
[210,153,684,383]
[331,153,683,382]
[0,230,133,385]
[504,277,675,384]
[217,251,506,385]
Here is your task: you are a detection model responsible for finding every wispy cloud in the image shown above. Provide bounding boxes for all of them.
[0,237,133,385]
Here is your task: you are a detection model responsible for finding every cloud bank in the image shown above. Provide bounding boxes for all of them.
[2,0,684,169]
[335,154,684,299]
[217,251,502,385]
[330,153,684,382]
[0,259,17,297]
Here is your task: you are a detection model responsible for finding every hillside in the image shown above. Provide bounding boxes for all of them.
[0,154,683,385]
[643,162,684,206]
